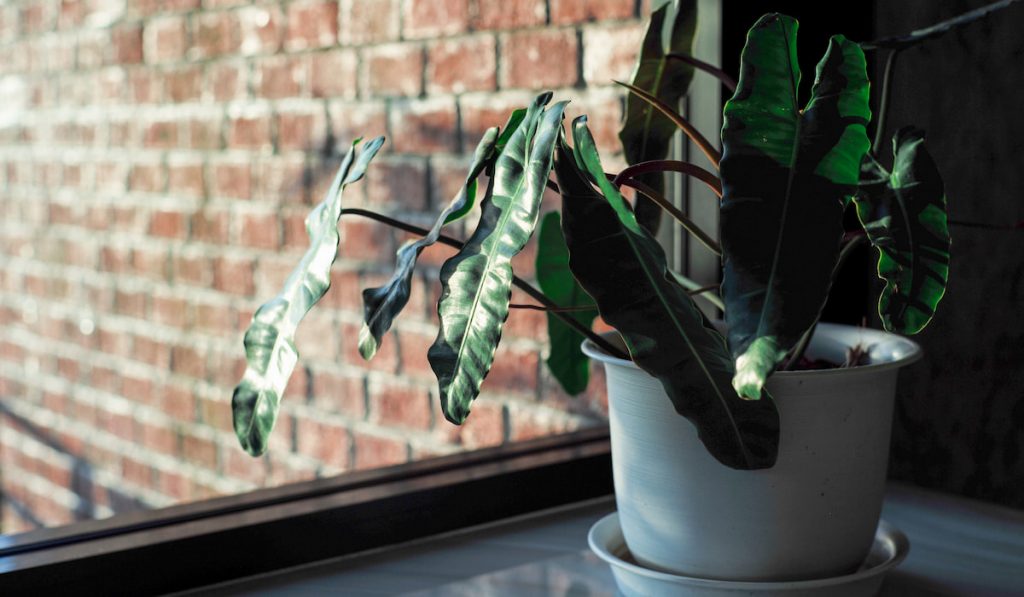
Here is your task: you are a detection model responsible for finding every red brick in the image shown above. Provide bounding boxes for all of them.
[286,0,339,50]
[153,293,188,327]
[126,68,159,103]
[369,381,431,429]
[111,23,143,64]
[364,43,423,97]
[141,419,177,453]
[327,100,388,147]
[165,65,202,102]
[253,155,306,203]
[144,16,187,63]
[122,456,152,486]
[310,49,358,99]
[129,162,166,193]
[394,328,434,379]
[389,97,457,153]
[563,90,623,155]
[551,0,635,24]
[239,210,281,250]
[501,30,579,90]
[276,105,327,151]
[149,209,188,239]
[204,61,246,101]
[352,430,407,469]
[172,344,206,378]
[168,159,206,199]
[213,255,255,296]
[228,111,272,151]
[188,115,224,149]
[256,55,307,99]
[311,369,367,417]
[340,0,399,45]
[192,208,231,244]
[485,344,539,394]
[426,36,496,94]
[143,119,178,148]
[211,159,252,199]
[192,301,233,334]
[296,416,351,466]
[197,395,232,430]
[582,23,644,86]
[364,155,429,211]
[190,11,240,59]
[458,91,535,149]
[403,0,468,39]
[442,397,505,447]
[134,335,171,368]
[472,0,545,30]
[115,289,148,318]
[507,403,576,441]
[182,433,218,469]
[238,5,282,55]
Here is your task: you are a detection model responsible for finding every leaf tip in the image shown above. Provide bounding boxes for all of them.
[357,324,379,361]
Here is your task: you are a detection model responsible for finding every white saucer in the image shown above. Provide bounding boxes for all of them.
[588,513,909,597]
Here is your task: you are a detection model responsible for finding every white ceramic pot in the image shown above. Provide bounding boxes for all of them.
[582,323,921,582]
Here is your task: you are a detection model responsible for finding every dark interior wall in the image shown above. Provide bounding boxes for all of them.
[874,0,1024,508]
[722,2,1024,509]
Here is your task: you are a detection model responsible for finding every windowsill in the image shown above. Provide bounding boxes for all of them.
[184,482,1024,596]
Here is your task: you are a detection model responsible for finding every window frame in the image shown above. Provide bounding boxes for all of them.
[0,427,612,593]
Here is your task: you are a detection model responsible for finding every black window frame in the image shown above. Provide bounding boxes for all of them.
[0,426,612,594]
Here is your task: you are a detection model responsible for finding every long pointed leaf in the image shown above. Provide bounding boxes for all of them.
[359,128,500,360]
[536,211,598,395]
[618,0,698,233]
[855,127,950,334]
[560,116,779,470]
[232,136,385,456]
[429,93,567,424]
[720,15,871,399]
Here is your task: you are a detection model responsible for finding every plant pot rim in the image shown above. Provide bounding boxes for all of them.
[581,321,922,380]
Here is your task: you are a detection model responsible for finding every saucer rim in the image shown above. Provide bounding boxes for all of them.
[587,512,910,590]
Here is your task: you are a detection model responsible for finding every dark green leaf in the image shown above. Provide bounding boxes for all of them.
[855,127,950,334]
[429,93,567,424]
[359,128,500,361]
[536,211,598,396]
[618,0,698,234]
[558,116,779,470]
[232,137,384,456]
[443,108,527,225]
[720,14,871,399]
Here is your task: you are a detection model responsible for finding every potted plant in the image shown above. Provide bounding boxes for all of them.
[229,0,1015,588]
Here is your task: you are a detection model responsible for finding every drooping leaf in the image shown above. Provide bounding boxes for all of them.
[359,128,500,361]
[720,14,871,399]
[443,108,528,225]
[558,116,779,470]
[618,0,698,234]
[429,93,567,424]
[535,211,599,396]
[855,127,950,334]
[232,137,385,456]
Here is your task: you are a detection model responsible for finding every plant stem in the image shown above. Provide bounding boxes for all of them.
[872,49,901,157]
[621,178,722,256]
[613,159,722,198]
[339,208,630,361]
[665,53,738,92]
[614,80,722,169]
[860,0,1022,51]
[782,234,868,371]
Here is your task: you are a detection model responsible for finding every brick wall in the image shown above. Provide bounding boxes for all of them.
[0,0,648,534]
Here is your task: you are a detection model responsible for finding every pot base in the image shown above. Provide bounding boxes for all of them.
[588,512,909,597]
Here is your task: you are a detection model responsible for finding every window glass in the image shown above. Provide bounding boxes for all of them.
[0,0,689,536]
